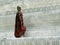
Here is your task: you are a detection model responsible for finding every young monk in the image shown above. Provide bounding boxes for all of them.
[14,6,26,38]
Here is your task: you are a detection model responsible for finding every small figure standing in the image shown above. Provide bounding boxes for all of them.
[14,6,26,38]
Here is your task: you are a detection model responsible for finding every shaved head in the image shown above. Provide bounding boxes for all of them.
[17,6,21,11]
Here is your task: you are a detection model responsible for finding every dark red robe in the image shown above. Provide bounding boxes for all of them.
[14,11,26,38]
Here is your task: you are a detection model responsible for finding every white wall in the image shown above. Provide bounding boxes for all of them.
[0,0,60,36]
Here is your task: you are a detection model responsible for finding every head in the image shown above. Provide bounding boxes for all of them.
[17,6,21,11]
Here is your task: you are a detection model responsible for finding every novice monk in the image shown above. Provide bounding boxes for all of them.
[14,6,26,38]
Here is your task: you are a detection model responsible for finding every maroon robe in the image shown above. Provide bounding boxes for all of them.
[14,11,26,38]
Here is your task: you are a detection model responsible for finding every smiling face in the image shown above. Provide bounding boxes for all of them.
[17,6,21,11]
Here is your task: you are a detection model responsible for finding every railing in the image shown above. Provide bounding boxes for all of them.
[1,36,60,45]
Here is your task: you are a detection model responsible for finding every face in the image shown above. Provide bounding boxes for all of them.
[17,6,21,11]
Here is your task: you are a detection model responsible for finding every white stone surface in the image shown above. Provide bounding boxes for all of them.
[0,32,60,45]
[0,0,60,45]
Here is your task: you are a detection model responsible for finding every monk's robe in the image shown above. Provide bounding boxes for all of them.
[14,11,26,38]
